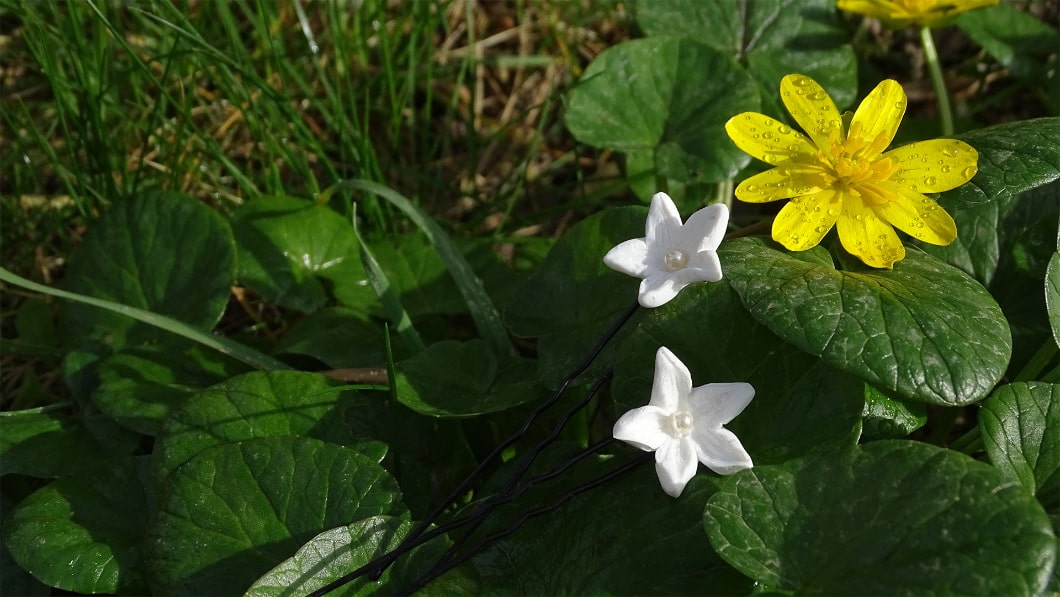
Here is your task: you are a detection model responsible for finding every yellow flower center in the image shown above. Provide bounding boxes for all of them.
[820,122,899,199]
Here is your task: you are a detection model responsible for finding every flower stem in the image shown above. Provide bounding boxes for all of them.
[920,25,953,136]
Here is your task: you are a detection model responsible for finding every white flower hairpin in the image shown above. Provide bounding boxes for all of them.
[614,347,754,498]
[603,192,728,308]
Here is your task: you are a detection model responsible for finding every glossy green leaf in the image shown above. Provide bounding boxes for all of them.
[636,0,857,114]
[722,237,1012,405]
[145,437,406,595]
[94,343,250,435]
[943,118,1060,209]
[232,195,372,314]
[980,382,1060,510]
[1048,252,1060,349]
[860,385,927,440]
[705,441,1057,594]
[60,190,235,349]
[154,371,386,482]
[0,409,139,478]
[918,197,1003,285]
[471,457,751,595]
[565,37,759,185]
[613,281,864,465]
[247,516,475,596]
[4,457,152,594]
[0,494,49,597]
[504,206,645,388]
[395,339,544,417]
[274,307,388,368]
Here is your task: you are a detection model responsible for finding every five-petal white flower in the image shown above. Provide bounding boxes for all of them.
[613,346,754,498]
[603,192,728,308]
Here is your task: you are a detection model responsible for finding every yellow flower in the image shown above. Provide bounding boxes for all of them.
[837,0,998,28]
[725,74,978,269]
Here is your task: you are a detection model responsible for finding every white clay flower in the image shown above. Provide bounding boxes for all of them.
[614,346,754,498]
[603,192,728,308]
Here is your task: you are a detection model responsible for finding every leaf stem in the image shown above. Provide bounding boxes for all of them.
[920,25,954,136]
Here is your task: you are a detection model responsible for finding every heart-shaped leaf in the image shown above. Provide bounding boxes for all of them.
[154,371,386,482]
[145,436,406,595]
[247,516,475,596]
[60,190,236,349]
[232,195,374,314]
[3,457,152,594]
[613,281,864,465]
[721,237,1011,405]
[94,343,250,435]
[636,0,857,115]
[395,339,544,417]
[504,207,645,388]
[0,410,139,478]
[942,118,1060,209]
[980,382,1060,511]
[705,441,1057,595]
[565,36,759,185]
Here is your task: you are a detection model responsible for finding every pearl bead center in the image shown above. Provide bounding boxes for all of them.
[663,249,688,271]
[670,410,694,437]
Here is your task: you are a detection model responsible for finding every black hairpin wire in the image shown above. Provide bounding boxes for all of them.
[306,299,641,596]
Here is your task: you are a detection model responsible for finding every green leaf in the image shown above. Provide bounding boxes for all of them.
[395,339,545,417]
[980,382,1060,511]
[3,457,152,594]
[338,180,514,358]
[471,457,752,595]
[231,195,372,314]
[565,36,759,185]
[1,495,57,597]
[274,307,387,368]
[1048,252,1060,349]
[860,385,927,440]
[59,190,236,349]
[145,437,406,595]
[957,3,1060,86]
[943,118,1060,209]
[94,343,250,435]
[504,207,645,388]
[613,281,864,465]
[918,197,1003,285]
[247,516,475,596]
[154,371,387,482]
[636,0,857,114]
[0,409,139,478]
[705,441,1057,594]
[722,237,1012,405]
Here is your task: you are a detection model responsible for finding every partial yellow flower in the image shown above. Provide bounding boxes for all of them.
[837,0,998,28]
[725,74,978,269]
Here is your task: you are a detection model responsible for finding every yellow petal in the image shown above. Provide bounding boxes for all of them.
[849,80,905,152]
[835,194,905,269]
[779,74,842,154]
[864,182,957,246]
[772,191,842,251]
[734,163,831,203]
[884,139,979,193]
[725,112,818,166]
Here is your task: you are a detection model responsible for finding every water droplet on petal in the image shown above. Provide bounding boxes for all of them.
[962,166,977,179]
[923,176,938,186]
[746,183,760,193]
[942,146,959,158]
[814,225,827,233]
[941,165,952,173]
[810,91,827,101]
[894,100,906,110]
[792,76,812,87]
[764,118,774,126]
[763,131,774,139]
[778,125,791,134]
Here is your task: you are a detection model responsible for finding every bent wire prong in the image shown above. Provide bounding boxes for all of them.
[306,298,641,596]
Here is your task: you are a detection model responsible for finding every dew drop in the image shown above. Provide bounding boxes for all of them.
[764,118,774,126]
[923,176,938,186]
[746,183,760,193]
[810,91,827,101]
[941,165,952,173]
[778,124,791,134]
[894,100,906,110]
[749,127,758,133]
[792,76,812,87]
[942,146,959,158]
[664,249,689,271]
[744,115,754,121]
[827,208,840,217]
[920,157,928,163]
[763,131,774,139]
[962,166,977,179]
[815,225,827,233]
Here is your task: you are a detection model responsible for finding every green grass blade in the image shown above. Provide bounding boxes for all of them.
[336,179,516,357]
[0,268,289,372]
[351,209,426,354]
